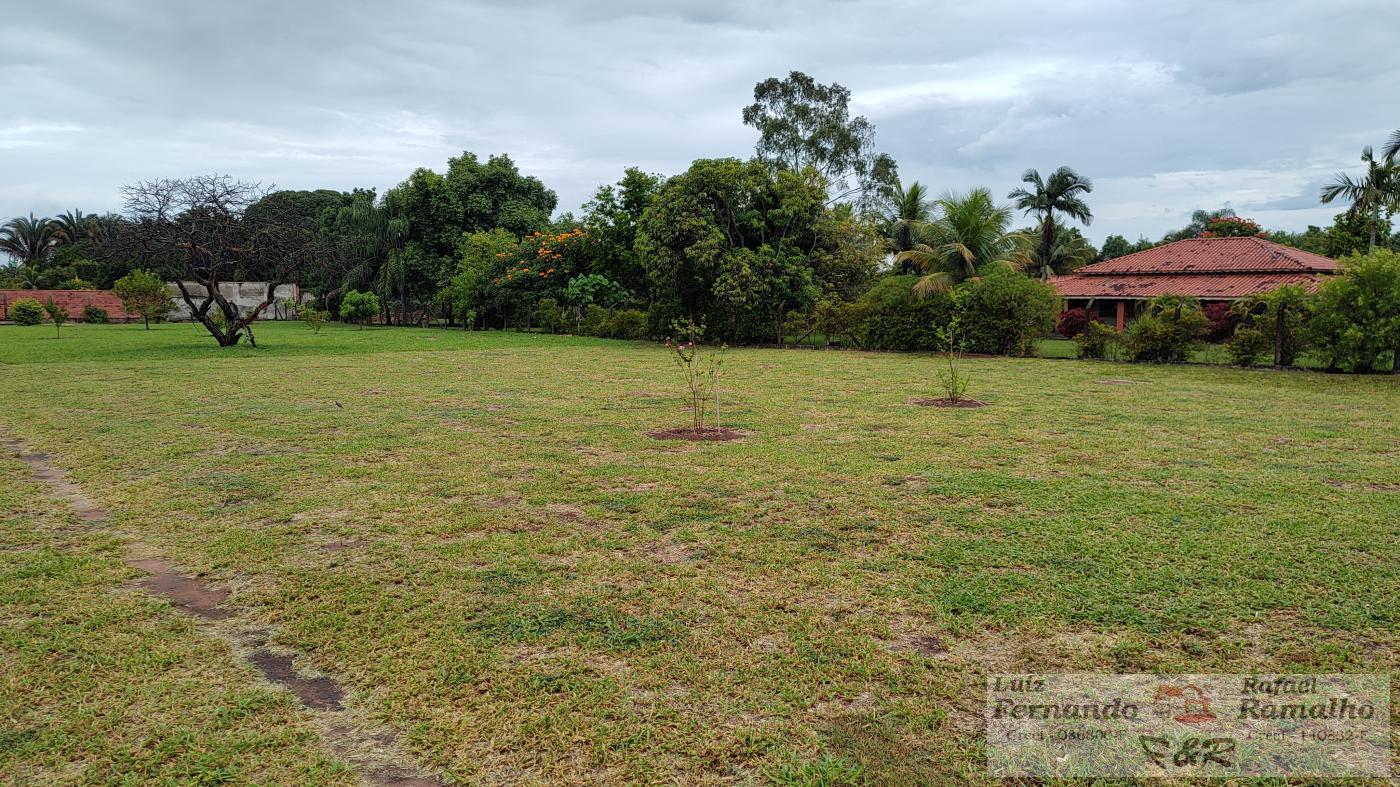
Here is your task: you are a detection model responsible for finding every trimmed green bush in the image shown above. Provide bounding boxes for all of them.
[953,268,1058,356]
[338,290,380,328]
[1074,321,1118,359]
[1123,295,1207,363]
[579,304,610,336]
[82,305,110,323]
[533,298,567,333]
[9,298,44,326]
[856,275,954,351]
[1226,326,1270,367]
[604,309,649,340]
[1306,250,1400,373]
[1229,285,1311,368]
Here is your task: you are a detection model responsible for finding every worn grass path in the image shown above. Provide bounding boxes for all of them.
[0,322,1396,784]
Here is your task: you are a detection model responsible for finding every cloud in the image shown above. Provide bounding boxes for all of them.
[1,0,1398,244]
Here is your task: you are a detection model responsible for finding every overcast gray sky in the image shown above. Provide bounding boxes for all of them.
[2,0,1398,243]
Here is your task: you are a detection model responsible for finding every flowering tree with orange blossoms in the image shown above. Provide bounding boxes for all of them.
[490,228,590,327]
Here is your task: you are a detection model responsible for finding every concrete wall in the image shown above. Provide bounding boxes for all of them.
[167,282,301,321]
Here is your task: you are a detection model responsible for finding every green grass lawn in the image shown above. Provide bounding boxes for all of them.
[1,321,1396,784]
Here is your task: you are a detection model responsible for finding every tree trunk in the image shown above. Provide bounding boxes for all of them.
[1273,304,1286,369]
[1040,215,1055,273]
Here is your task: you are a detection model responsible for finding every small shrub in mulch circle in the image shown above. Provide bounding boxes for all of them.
[646,426,746,441]
[649,319,745,442]
[914,321,986,409]
[913,397,986,408]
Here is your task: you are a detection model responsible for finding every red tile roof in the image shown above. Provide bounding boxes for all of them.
[1051,272,1327,300]
[1051,237,1338,301]
[1074,236,1338,275]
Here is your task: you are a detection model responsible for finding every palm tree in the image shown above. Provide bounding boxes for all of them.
[330,189,408,320]
[1320,145,1398,252]
[895,188,1031,296]
[1008,166,1094,280]
[1383,129,1400,163]
[0,214,59,265]
[50,209,90,246]
[1028,221,1097,279]
[883,180,931,272]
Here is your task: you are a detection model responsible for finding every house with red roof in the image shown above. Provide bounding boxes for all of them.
[1051,236,1339,330]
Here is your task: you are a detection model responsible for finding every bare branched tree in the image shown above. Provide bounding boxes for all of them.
[121,175,333,347]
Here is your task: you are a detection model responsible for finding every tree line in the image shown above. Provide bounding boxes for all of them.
[1,73,1396,366]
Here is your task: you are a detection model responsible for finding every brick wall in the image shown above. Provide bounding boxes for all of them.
[0,290,137,322]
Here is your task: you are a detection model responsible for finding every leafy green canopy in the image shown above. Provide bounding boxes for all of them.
[1308,249,1400,373]
[636,158,880,344]
[743,71,897,209]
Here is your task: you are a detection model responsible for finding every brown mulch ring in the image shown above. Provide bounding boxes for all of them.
[645,427,747,441]
[913,398,986,408]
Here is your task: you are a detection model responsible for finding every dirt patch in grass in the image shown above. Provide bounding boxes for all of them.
[128,557,234,620]
[4,432,447,787]
[322,539,370,553]
[604,481,659,493]
[2,440,109,520]
[247,647,345,711]
[644,541,695,565]
[481,493,522,509]
[545,503,587,522]
[1324,479,1400,492]
[913,397,986,408]
[645,427,747,441]
[887,633,947,656]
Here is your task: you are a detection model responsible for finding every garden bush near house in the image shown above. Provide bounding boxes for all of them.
[1074,321,1118,359]
[1055,307,1088,338]
[1306,250,1400,373]
[952,268,1058,356]
[1226,326,1271,367]
[82,305,109,323]
[9,298,44,325]
[1122,295,1207,363]
[1229,285,1312,368]
[857,275,953,351]
[1202,302,1237,342]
